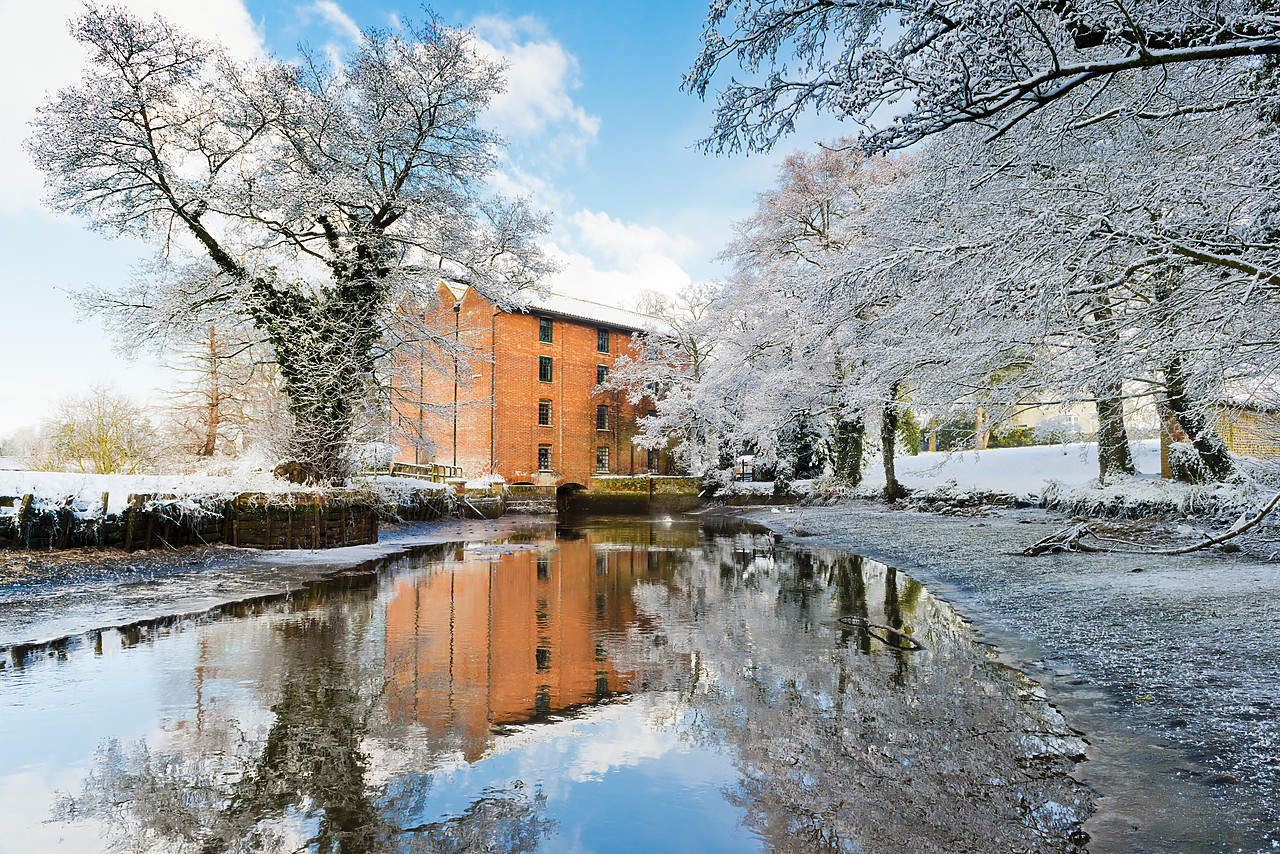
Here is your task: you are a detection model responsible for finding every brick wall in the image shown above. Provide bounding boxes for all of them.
[1213,405,1280,459]
[394,285,661,485]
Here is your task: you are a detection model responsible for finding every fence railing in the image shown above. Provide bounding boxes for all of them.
[389,462,463,483]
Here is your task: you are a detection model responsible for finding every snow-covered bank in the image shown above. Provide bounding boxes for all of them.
[742,503,1280,853]
[0,469,448,520]
[719,439,1277,523]
[0,470,320,518]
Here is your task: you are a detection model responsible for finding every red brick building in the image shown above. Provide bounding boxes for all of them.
[394,283,668,486]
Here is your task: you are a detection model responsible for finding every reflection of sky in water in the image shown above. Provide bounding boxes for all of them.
[405,697,756,853]
[0,520,1090,854]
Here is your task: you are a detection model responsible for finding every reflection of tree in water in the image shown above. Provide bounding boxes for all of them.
[54,612,552,854]
[625,535,1092,854]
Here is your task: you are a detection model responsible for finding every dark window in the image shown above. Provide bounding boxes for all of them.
[647,449,660,472]
[537,554,551,577]
[538,444,552,471]
[539,317,553,343]
[538,399,552,426]
[596,446,610,472]
[536,646,551,671]
[539,355,553,382]
[596,404,609,431]
[597,328,609,353]
[596,364,608,385]
[647,381,660,397]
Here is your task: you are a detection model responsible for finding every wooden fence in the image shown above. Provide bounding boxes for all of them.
[388,462,463,483]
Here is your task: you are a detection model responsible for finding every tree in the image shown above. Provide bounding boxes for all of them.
[161,323,267,459]
[33,384,162,474]
[684,146,928,496]
[685,0,1280,154]
[29,5,551,482]
[865,67,1280,479]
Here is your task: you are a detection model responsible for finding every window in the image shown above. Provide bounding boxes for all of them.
[646,381,660,397]
[596,404,609,431]
[596,446,610,472]
[647,449,660,473]
[539,317,553,343]
[538,444,552,471]
[538,399,552,426]
[539,355,553,382]
[597,328,609,353]
[596,364,608,385]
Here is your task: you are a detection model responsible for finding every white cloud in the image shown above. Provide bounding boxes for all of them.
[470,14,600,162]
[542,209,698,307]
[305,0,362,45]
[0,0,265,216]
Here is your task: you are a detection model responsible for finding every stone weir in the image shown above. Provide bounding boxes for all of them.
[0,489,447,552]
[563,476,703,514]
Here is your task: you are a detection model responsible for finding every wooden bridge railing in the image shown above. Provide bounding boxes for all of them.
[389,462,463,483]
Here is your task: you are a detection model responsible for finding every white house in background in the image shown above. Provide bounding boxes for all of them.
[1003,400,1099,440]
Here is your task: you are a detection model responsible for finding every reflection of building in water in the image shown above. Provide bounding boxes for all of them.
[385,536,676,762]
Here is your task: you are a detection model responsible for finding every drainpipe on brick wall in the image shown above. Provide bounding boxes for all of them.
[452,302,460,468]
[491,310,498,474]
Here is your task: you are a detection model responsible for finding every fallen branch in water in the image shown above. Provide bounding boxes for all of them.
[1022,490,1280,557]
[837,615,927,651]
[1023,522,1097,556]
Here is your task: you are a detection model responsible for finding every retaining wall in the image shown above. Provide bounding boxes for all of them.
[0,490,409,552]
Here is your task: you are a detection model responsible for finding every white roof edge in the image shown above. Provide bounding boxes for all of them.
[521,291,673,335]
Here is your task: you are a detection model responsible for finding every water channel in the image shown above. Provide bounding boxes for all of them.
[0,517,1092,853]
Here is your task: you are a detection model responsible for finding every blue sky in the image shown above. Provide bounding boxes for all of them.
[0,0,842,434]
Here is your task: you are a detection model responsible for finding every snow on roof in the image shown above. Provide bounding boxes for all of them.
[520,291,672,335]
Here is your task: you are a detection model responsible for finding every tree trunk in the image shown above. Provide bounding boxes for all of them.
[831,416,865,486]
[974,405,990,450]
[882,385,908,500]
[1093,384,1136,480]
[200,394,219,457]
[1162,355,1234,481]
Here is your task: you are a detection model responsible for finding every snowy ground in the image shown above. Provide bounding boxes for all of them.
[0,469,446,519]
[862,439,1163,497]
[739,502,1280,854]
[720,439,1277,526]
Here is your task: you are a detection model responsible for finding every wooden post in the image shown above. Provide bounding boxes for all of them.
[16,494,33,548]
[265,507,272,549]
[124,494,138,552]
[287,508,293,549]
[341,504,348,546]
[98,492,109,550]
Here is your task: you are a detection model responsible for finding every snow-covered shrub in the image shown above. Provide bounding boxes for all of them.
[1168,442,1210,483]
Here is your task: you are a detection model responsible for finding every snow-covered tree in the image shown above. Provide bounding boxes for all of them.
[28,5,552,482]
[160,323,269,460]
[32,385,162,474]
[685,0,1280,153]
[871,66,1280,479]
[663,148,924,494]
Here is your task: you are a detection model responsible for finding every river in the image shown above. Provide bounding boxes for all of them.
[1,516,1095,853]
